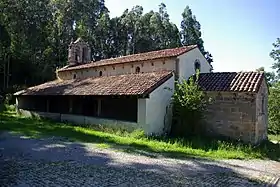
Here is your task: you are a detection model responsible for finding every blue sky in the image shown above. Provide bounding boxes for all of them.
[106,0,279,72]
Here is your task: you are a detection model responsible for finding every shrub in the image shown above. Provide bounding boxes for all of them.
[170,73,209,137]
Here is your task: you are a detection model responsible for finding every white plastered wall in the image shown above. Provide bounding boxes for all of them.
[178,47,211,81]
[57,58,176,80]
[141,74,175,135]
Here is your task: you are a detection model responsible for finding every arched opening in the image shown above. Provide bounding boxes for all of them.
[99,71,103,76]
[73,74,77,79]
[194,60,201,72]
[135,66,140,73]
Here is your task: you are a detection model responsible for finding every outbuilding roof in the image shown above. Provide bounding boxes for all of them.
[195,71,265,93]
[58,45,197,72]
[14,71,173,97]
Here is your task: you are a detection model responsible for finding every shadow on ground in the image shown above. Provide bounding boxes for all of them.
[0,113,280,162]
[0,131,275,186]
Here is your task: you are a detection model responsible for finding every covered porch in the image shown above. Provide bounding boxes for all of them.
[16,95,138,122]
[14,71,174,135]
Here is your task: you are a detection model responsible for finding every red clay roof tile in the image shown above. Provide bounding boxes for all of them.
[58,45,197,72]
[14,71,173,96]
[195,71,265,93]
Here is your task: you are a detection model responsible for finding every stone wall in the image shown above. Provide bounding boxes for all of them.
[255,80,268,143]
[205,92,257,144]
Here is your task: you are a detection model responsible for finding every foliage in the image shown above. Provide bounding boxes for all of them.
[268,82,280,134]
[171,73,208,137]
[268,134,280,142]
[268,38,280,135]
[0,2,213,93]
[270,38,280,78]
[1,111,280,160]
[180,6,213,70]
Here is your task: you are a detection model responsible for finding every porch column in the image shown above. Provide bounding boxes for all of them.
[69,97,73,113]
[97,99,101,117]
[46,99,50,112]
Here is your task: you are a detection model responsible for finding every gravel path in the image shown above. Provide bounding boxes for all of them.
[0,132,279,187]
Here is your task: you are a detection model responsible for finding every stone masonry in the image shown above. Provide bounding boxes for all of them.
[205,92,258,144]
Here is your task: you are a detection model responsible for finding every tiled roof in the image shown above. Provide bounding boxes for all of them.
[194,71,265,93]
[58,45,197,72]
[14,71,173,96]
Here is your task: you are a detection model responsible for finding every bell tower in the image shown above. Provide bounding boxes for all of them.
[68,38,91,66]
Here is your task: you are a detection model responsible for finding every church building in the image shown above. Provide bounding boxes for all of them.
[14,38,268,144]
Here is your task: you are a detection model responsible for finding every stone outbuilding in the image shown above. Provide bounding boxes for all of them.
[196,72,268,144]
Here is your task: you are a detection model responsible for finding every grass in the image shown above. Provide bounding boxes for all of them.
[0,110,280,160]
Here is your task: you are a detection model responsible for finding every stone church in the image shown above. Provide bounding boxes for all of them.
[14,38,268,144]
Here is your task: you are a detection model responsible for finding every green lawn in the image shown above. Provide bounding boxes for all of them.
[1,111,280,160]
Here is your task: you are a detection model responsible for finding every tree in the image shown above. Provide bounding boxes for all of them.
[268,81,280,134]
[270,38,280,78]
[180,6,213,70]
[170,73,208,137]
[0,2,213,95]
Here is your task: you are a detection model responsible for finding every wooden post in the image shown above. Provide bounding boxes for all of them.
[69,97,73,114]
[46,99,50,112]
[97,99,101,117]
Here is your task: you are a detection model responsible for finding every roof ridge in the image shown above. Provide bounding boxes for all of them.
[93,46,193,63]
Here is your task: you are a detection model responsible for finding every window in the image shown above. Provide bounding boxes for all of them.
[151,62,154,66]
[194,59,201,72]
[135,66,140,73]
[99,71,103,76]
[73,74,77,79]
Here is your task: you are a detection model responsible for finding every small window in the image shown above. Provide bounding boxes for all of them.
[73,74,77,79]
[112,66,115,70]
[135,67,140,73]
[151,62,154,66]
[194,60,201,72]
[99,71,103,76]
